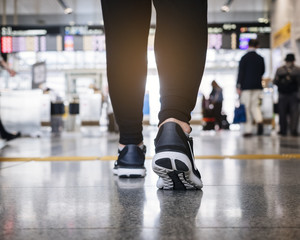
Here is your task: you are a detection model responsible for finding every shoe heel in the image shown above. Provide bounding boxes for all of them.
[114,167,146,178]
[152,152,203,190]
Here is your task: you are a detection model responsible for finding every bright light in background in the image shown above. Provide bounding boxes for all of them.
[146,50,160,126]
[143,191,161,227]
[57,0,73,14]
[146,75,160,126]
[11,30,47,36]
[221,0,234,13]
[258,17,269,24]
[230,124,241,131]
[223,159,240,183]
[64,7,73,14]
[221,5,230,12]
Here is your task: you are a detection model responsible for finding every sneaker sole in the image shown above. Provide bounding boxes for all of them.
[152,151,203,190]
[113,167,146,178]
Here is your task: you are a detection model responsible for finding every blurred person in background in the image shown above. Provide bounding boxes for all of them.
[0,53,16,78]
[0,53,20,141]
[209,80,223,130]
[236,39,265,137]
[273,53,300,136]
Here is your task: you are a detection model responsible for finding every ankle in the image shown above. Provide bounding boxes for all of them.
[159,118,191,134]
[119,142,144,150]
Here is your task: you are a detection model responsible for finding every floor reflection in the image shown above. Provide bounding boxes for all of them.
[112,177,146,239]
[156,190,203,239]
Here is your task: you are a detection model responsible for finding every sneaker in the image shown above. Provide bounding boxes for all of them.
[243,133,253,137]
[113,144,146,178]
[278,131,287,136]
[3,132,21,141]
[152,122,203,190]
[291,131,298,137]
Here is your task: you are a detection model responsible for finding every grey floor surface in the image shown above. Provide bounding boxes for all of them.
[0,126,300,240]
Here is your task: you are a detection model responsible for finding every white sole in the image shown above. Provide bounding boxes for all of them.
[152,151,203,190]
[113,167,146,178]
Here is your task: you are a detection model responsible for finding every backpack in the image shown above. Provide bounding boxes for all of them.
[275,66,298,94]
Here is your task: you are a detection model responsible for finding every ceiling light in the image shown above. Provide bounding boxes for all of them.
[57,0,73,14]
[221,0,234,12]
[221,5,230,12]
[64,8,73,14]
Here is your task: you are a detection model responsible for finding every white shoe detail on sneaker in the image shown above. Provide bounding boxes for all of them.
[113,167,146,178]
[152,151,203,190]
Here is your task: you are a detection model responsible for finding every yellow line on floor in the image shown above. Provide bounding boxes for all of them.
[0,156,101,162]
[0,154,300,162]
[194,154,300,160]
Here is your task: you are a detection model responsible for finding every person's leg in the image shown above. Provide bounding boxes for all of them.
[0,119,21,141]
[289,93,299,135]
[153,0,207,130]
[152,0,207,190]
[0,119,9,138]
[240,90,253,135]
[278,94,288,135]
[101,0,151,145]
[101,0,151,178]
[213,102,223,129]
[250,90,263,135]
[250,90,263,122]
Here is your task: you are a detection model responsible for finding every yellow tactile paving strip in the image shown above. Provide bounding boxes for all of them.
[0,154,300,162]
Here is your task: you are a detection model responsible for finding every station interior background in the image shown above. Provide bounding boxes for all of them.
[1,1,300,240]
[1,0,298,140]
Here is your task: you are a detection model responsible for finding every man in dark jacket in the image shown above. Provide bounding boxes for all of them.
[236,39,265,137]
[274,53,300,136]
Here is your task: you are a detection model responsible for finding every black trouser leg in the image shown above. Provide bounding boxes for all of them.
[213,102,222,128]
[101,0,208,144]
[153,0,208,125]
[0,119,9,138]
[289,93,299,134]
[278,94,288,134]
[101,0,152,145]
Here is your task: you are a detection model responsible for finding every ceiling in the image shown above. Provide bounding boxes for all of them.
[0,0,272,26]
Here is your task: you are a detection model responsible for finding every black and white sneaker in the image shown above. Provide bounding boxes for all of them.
[152,122,203,190]
[113,144,146,178]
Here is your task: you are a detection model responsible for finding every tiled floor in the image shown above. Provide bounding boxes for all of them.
[0,126,300,240]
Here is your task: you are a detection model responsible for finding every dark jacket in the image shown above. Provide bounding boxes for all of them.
[237,50,265,90]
